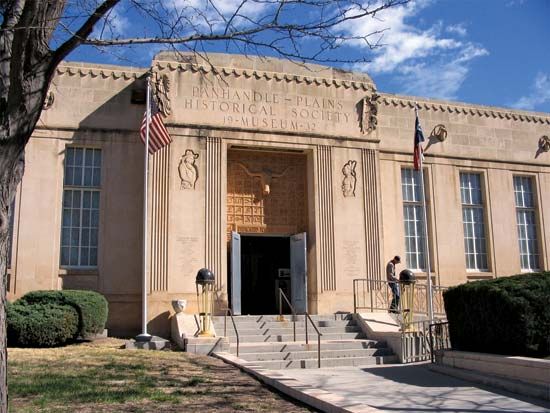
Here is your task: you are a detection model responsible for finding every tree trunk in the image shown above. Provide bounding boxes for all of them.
[0,140,25,410]
[0,2,69,411]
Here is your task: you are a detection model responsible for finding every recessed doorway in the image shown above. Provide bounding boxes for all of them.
[230,232,307,316]
[240,235,290,315]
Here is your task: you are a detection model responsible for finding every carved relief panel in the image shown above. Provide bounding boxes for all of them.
[227,150,307,238]
[341,160,357,197]
[178,149,199,189]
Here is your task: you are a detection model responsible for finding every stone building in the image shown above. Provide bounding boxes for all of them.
[6,53,550,336]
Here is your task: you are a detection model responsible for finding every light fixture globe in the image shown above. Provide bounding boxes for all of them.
[196,268,215,285]
[399,269,416,285]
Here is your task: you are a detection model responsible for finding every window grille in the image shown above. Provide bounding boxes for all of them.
[514,176,539,271]
[60,147,101,268]
[460,173,488,271]
[401,168,427,270]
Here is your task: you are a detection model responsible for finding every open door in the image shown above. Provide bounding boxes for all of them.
[231,231,241,315]
[290,232,307,313]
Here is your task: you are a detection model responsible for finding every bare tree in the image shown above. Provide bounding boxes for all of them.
[0,0,406,410]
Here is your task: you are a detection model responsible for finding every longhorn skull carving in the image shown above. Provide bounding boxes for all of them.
[235,162,289,196]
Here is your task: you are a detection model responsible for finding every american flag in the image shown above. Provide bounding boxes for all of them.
[140,97,172,154]
[413,110,425,171]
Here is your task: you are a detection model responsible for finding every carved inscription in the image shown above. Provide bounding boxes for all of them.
[343,240,361,277]
[183,86,351,133]
[177,236,200,276]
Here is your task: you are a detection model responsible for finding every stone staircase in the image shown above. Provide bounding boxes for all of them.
[211,314,398,369]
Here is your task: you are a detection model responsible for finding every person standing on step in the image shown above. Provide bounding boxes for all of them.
[386,255,401,313]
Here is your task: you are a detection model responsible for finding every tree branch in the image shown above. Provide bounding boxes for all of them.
[51,0,120,67]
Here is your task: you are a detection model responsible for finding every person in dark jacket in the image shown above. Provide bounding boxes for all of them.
[386,255,401,313]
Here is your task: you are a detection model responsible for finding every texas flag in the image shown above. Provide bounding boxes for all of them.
[413,111,425,171]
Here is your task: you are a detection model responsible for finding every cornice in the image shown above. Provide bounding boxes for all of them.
[379,93,550,125]
[153,60,375,91]
[55,64,146,80]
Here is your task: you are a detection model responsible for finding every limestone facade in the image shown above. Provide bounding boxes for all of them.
[6,54,550,336]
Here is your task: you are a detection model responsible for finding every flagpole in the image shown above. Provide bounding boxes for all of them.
[137,74,152,341]
[415,103,434,323]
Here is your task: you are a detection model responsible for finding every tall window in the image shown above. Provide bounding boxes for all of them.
[460,173,488,271]
[401,168,426,270]
[514,176,539,271]
[60,148,101,268]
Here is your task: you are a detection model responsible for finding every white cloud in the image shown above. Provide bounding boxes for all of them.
[396,45,488,99]
[344,0,488,99]
[506,0,526,7]
[446,23,467,37]
[512,73,550,111]
[173,0,267,28]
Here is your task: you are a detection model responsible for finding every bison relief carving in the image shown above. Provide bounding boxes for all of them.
[342,160,357,197]
[178,149,199,189]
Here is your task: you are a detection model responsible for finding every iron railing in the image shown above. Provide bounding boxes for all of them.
[304,313,322,368]
[277,289,296,341]
[353,278,448,317]
[223,307,240,357]
[278,288,322,368]
[429,321,451,363]
[400,320,432,363]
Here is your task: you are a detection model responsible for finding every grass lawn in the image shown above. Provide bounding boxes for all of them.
[8,338,315,412]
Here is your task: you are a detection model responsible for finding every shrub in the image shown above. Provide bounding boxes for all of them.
[443,272,550,357]
[17,290,108,337]
[7,303,79,347]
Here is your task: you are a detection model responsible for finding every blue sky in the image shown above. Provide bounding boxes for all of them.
[67,0,550,113]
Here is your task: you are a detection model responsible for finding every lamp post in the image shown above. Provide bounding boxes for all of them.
[399,269,416,332]
[195,268,215,336]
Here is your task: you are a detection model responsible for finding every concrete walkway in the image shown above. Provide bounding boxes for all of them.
[282,364,550,413]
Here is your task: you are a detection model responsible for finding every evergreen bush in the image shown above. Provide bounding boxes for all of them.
[17,290,108,337]
[7,303,79,347]
[443,272,550,357]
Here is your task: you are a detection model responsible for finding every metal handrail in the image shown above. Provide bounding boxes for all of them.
[429,321,450,363]
[223,307,240,357]
[304,313,323,368]
[277,288,322,368]
[278,288,296,341]
[353,277,448,317]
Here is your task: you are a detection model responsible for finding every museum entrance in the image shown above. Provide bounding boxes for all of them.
[226,148,309,315]
[240,235,290,315]
[230,232,307,315]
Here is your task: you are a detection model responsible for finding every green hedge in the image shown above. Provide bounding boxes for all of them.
[443,272,550,357]
[17,290,108,337]
[7,303,79,347]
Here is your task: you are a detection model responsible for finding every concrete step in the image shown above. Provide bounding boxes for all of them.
[245,354,399,370]
[237,347,394,361]
[225,332,366,343]
[217,325,362,337]
[230,339,386,354]
[212,314,352,324]
[212,319,357,330]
